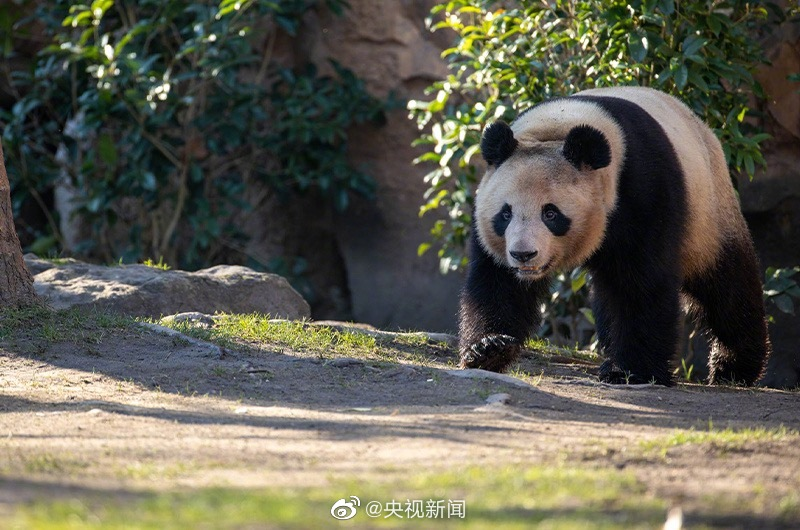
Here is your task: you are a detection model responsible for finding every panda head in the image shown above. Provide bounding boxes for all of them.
[475,120,614,280]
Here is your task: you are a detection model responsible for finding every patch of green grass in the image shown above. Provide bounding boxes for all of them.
[20,453,89,475]
[141,257,171,270]
[178,315,375,353]
[640,425,798,457]
[524,337,551,350]
[110,257,171,270]
[508,367,545,386]
[160,314,455,366]
[10,464,668,529]
[778,491,800,520]
[675,358,697,382]
[524,337,600,363]
[0,306,134,343]
[117,461,198,481]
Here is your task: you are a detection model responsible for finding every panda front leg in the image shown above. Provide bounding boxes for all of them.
[592,271,681,386]
[458,231,549,372]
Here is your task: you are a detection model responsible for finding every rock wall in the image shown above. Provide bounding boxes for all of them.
[293,0,463,332]
[745,17,800,384]
[743,19,800,215]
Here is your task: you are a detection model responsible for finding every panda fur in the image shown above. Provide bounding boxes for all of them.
[459,86,770,386]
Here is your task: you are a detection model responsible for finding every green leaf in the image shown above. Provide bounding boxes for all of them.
[744,155,755,178]
[463,143,480,165]
[86,196,103,214]
[673,63,688,90]
[682,35,706,57]
[578,308,595,326]
[90,0,114,18]
[737,107,748,122]
[414,152,441,164]
[657,0,675,15]
[142,171,157,191]
[30,235,58,256]
[772,294,795,315]
[687,69,710,91]
[571,269,587,292]
[627,31,648,63]
[64,9,93,28]
[97,133,118,166]
[334,189,349,211]
[655,67,672,85]
[190,164,203,183]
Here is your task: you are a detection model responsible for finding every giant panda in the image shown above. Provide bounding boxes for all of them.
[459,86,770,386]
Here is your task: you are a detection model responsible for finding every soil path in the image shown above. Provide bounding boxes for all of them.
[0,324,798,527]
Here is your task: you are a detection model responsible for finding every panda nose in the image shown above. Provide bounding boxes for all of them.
[510,250,538,263]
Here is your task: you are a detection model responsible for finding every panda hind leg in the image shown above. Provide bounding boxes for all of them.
[684,239,770,386]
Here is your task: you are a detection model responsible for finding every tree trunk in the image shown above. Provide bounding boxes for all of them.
[0,141,39,307]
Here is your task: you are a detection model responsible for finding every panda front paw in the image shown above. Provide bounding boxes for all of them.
[459,334,521,372]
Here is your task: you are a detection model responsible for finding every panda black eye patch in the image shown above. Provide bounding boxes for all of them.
[542,204,570,236]
[493,203,512,237]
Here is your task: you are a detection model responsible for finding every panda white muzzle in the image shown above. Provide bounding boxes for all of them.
[509,249,552,278]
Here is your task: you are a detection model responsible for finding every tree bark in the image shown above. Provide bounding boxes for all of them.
[0,141,39,307]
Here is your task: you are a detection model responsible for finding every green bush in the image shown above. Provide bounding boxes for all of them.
[1,0,384,268]
[764,266,800,318]
[409,0,787,345]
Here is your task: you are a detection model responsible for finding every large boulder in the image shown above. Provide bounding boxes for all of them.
[25,255,310,319]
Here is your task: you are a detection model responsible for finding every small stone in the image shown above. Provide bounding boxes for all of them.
[485,393,511,405]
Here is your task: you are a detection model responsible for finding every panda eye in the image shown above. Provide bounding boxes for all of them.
[492,203,513,237]
[541,203,571,236]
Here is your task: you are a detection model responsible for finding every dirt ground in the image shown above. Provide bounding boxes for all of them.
[0,321,799,527]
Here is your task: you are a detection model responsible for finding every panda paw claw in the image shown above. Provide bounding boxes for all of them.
[459,334,521,372]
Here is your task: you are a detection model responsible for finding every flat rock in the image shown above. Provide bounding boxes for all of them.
[27,257,310,319]
[445,369,535,389]
[23,254,81,275]
[310,320,457,346]
[160,312,218,328]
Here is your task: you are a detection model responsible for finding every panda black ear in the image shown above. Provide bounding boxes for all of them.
[562,125,611,170]
[481,120,518,168]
